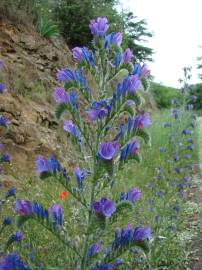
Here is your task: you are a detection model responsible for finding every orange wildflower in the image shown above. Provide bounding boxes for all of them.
[59,191,68,200]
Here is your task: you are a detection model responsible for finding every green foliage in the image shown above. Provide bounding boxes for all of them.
[189,83,202,109]
[121,12,154,62]
[39,16,59,38]
[151,82,183,108]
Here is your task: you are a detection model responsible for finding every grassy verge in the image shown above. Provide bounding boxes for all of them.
[1,109,199,269]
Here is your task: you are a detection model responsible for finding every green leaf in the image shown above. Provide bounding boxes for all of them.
[135,129,151,144]
[17,215,32,228]
[141,77,150,91]
[55,103,68,119]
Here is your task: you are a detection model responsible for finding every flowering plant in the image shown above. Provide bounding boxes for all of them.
[15,17,152,269]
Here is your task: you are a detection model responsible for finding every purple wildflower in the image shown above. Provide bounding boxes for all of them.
[52,87,69,104]
[122,48,133,63]
[173,154,180,161]
[87,243,101,257]
[56,68,75,82]
[0,83,6,93]
[134,113,151,129]
[105,32,122,47]
[98,141,119,160]
[92,197,116,218]
[127,188,141,203]
[0,252,31,270]
[163,122,171,128]
[86,100,110,121]
[182,129,193,135]
[73,167,88,188]
[49,204,63,226]
[35,155,49,174]
[0,115,9,127]
[121,75,141,93]
[72,47,83,61]
[171,108,178,119]
[140,64,150,78]
[15,199,33,216]
[10,231,23,242]
[120,139,140,161]
[133,226,152,241]
[5,187,16,198]
[175,167,183,173]
[3,217,12,225]
[89,17,108,37]
[1,154,10,162]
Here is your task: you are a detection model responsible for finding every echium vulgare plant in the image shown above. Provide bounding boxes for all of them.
[15,17,152,269]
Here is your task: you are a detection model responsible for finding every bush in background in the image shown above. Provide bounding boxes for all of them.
[151,82,183,109]
[189,83,202,110]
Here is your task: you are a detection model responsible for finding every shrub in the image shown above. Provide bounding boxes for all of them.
[151,82,183,108]
[189,83,202,110]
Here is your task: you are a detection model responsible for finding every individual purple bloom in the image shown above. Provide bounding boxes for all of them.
[1,154,10,162]
[72,47,94,66]
[133,226,152,241]
[127,188,141,203]
[114,52,122,67]
[15,199,33,216]
[182,129,193,135]
[98,141,119,160]
[86,101,110,121]
[173,154,180,161]
[63,120,74,133]
[52,87,69,104]
[134,113,151,129]
[175,167,183,173]
[35,155,49,174]
[3,217,12,225]
[32,201,49,220]
[185,104,193,110]
[56,68,75,82]
[185,164,193,169]
[105,32,122,48]
[126,100,135,107]
[72,47,83,61]
[120,139,140,161]
[171,108,178,119]
[101,198,116,217]
[48,155,61,172]
[187,144,193,151]
[121,75,141,93]
[87,243,101,257]
[122,48,133,64]
[187,138,193,144]
[0,252,31,270]
[114,258,123,266]
[49,204,63,226]
[92,197,116,218]
[89,17,108,37]
[0,115,9,127]
[183,175,190,182]
[0,83,6,93]
[140,64,150,78]
[5,187,16,198]
[73,167,88,188]
[10,231,23,242]
[132,63,141,76]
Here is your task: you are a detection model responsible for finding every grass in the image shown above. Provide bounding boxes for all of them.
[1,109,199,269]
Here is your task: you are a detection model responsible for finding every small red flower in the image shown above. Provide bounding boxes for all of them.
[59,191,68,200]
